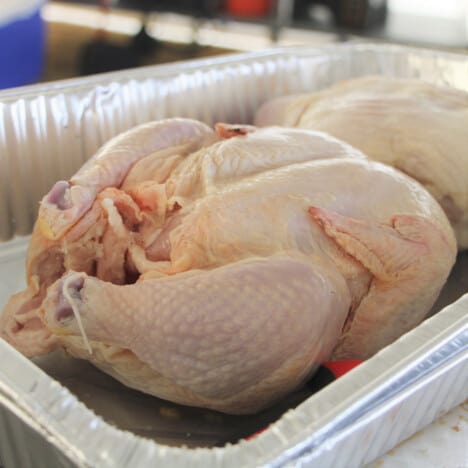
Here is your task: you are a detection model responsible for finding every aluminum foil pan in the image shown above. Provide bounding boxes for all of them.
[0,43,467,467]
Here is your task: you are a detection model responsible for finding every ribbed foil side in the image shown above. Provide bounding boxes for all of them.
[0,53,295,239]
[0,395,79,468]
[1,44,467,239]
[281,331,467,467]
[0,291,466,468]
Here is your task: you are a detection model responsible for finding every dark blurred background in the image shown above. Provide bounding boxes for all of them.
[0,0,467,90]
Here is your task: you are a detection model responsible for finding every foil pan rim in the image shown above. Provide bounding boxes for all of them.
[0,294,466,467]
[261,295,468,467]
[0,41,467,100]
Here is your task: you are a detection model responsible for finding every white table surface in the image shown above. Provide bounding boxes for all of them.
[367,401,467,468]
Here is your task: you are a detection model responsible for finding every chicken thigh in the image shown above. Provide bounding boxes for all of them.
[0,119,456,414]
[255,76,468,249]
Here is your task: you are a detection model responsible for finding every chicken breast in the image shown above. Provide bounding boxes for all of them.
[255,76,468,249]
[0,119,456,414]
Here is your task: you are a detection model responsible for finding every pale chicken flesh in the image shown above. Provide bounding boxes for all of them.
[0,118,456,414]
[255,76,468,249]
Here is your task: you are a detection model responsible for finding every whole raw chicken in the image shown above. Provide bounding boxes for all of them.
[255,76,468,249]
[0,118,456,414]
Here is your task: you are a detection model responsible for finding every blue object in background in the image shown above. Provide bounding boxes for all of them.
[0,8,45,90]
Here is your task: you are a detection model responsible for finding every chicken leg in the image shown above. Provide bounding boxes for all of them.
[40,254,351,414]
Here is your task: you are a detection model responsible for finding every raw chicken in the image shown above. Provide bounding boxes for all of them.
[0,118,456,414]
[255,76,468,249]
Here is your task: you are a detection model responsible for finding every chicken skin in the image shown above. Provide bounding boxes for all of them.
[255,76,468,249]
[0,118,456,414]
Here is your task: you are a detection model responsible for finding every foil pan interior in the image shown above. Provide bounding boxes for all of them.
[0,43,467,467]
[0,264,466,467]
